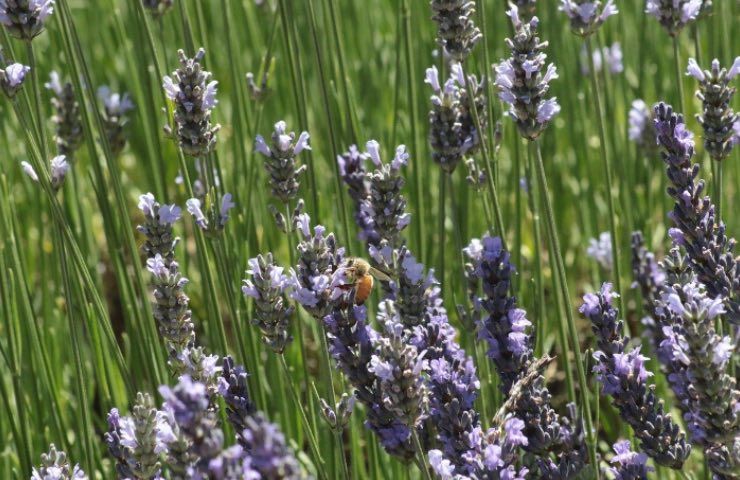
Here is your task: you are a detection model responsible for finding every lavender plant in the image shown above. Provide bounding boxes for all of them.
[429,0,481,62]
[143,0,172,19]
[646,0,703,36]
[0,0,54,40]
[464,234,587,474]
[105,393,170,479]
[289,211,344,320]
[185,192,235,236]
[494,5,560,140]
[255,120,310,204]
[163,48,220,157]
[31,444,87,480]
[559,0,618,37]
[661,279,739,476]
[628,100,658,156]
[242,252,295,354]
[0,53,29,98]
[46,71,83,159]
[686,57,740,161]
[337,145,378,244]
[580,283,691,469]
[606,440,653,480]
[654,102,740,323]
[97,86,134,157]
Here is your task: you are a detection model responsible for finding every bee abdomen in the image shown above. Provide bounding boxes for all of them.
[355,275,374,305]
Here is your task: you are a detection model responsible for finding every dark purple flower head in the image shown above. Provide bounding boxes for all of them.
[143,0,173,19]
[337,145,379,244]
[607,440,653,480]
[582,283,691,469]
[163,48,220,157]
[362,140,411,250]
[654,102,740,323]
[464,234,533,393]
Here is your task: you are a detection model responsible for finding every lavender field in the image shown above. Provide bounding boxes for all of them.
[0,0,738,479]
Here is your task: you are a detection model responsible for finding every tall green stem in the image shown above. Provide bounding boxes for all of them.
[585,37,627,331]
[25,42,46,160]
[533,140,597,474]
[673,36,686,114]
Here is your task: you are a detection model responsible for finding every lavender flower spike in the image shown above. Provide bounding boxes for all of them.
[0,0,54,40]
[661,281,739,477]
[587,231,613,270]
[137,192,182,266]
[607,440,653,480]
[218,357,303,479]
[143,0,173,19]
[97,86,135,157]
[46,71,84,159]
[242,253,295,354]
[50,155,69,191]
[105,393,170,479]
[290,212,344,319]
[31,444,87,480]
[324,295,416,460]
[159,376,223,478]
[370,302,428,431]
[495,5,560,140]
[628,100,658,156]
[687,57,740,161]
[0,57,30,98]
[255,120,309,203]
[646,0,703,36]
[430,0,482,62]
[185,193,235,236]
[362,140,411,250]
[337,145,379,244]
[581,283,691,469]
[426,65,465,174]
[163,48,220,157]
[654,102,740,323]
[559,0,618,37]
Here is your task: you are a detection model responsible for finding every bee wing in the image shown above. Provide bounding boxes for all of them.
[368,266,392,282]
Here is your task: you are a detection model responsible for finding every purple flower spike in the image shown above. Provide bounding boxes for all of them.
[0,0,54,40]
[582,283,691,469]
[559,0,618,36]
[163,49,220,157]
[255,120,309,203]
[646,0,704,36]
[607,440,653,480]
[496,5,560,140]
[687,57,740,161]
[654,102,740,323]
[430,0,481,62]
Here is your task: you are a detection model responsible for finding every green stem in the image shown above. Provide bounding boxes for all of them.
[25,42,47,160]
[585,36,627,333]
[438,173,447,298]
[533,140,597,473]
[526,142,547,360]
[411,430,433,480]
[279,355,328,480]
[673,36,686,114]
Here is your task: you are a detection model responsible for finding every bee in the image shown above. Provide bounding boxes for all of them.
[339,257,392,305]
